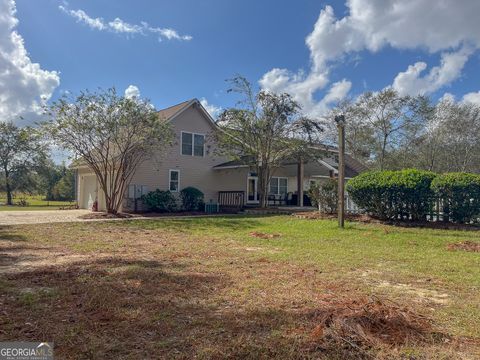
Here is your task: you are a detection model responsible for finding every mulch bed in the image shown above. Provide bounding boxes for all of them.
[447,241,480,253]
[78,211,215,220]
[294,212,480,231]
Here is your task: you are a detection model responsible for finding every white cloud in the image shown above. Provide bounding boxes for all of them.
[146,25,193,42]
[59,5,192,42]
[200,98,222,118]
[124,85,140,99]
[392,46,473,96]
[462,91,480,106]
[58,6,105,31]
[0,0,60,123]
[108,18,143,34]
[261,0,480,116]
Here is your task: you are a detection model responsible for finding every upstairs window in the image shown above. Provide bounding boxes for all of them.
[194,134,205,156]
[181,132,193,155]
[181,132,205,156]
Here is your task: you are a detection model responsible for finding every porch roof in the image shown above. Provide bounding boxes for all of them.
[213,154,367,177]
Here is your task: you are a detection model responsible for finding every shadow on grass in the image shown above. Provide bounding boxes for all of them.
[127,215,271,233]
[0,226,27,242]
[0,256,331,359]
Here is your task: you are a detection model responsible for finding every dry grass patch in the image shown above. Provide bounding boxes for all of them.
[447,241,480,253]
[1,217,479,359]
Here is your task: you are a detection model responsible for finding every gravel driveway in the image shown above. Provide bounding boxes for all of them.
[0,210,92,225]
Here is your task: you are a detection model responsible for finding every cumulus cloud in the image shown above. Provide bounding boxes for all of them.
[392,46,473,96]
[261,0,480,116]
[124,85,140,99]
[0,0,60,123]
[59,4,192,42]
[462,91,480,106]
[200,98,222,119]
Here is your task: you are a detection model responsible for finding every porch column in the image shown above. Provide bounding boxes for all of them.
[297,159,304,207]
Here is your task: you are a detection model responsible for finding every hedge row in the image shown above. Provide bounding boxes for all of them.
[141,187,205,212]
[346,170,480,223]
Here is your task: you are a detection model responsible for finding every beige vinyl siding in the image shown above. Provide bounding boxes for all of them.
[128,105,244,204]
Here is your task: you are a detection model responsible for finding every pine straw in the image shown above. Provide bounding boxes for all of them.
[249,231,282,239]
[447,241,480,253]
[310,295,445,359]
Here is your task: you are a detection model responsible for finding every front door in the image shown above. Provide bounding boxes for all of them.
[247,176,259,204]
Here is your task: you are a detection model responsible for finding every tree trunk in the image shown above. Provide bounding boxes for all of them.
[4,170,13,206]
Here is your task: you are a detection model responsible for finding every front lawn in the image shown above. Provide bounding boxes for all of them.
[0,216,479,359]
[0,194,74,211]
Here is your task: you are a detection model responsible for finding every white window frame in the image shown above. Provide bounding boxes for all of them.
[269,177,288,195]
[169,169,180,192]
[181,131,205,157]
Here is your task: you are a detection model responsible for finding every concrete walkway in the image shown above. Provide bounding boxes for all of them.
[0,210,93,225]
[0,210,247,226]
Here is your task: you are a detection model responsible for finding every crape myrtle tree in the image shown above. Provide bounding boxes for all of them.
[46,88,174,214]
[215,76,323,208]
[0,122,47,205]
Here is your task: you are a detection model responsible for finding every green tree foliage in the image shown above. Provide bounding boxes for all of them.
[215,76,323,207]
[431,173,480,223]
[46,88,174,214]
[0,122,47,205]
[330,92,480,172]
[180,187,204,211]
[51,169,75,201]
[141,190,177,212]
[307,179,338,214]
[346,169,436,220]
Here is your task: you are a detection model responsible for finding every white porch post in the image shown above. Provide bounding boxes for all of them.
[297,159,304,207]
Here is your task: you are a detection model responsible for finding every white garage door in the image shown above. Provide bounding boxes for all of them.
[82,176,97,210]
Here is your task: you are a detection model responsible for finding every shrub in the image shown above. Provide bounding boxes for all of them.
[141,189,176,212]
[431,173,480,223]
[180,187,204,211]
[346,169,436,220]
[308,179,338,214]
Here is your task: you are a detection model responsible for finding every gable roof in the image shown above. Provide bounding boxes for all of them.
[157,98,218,128]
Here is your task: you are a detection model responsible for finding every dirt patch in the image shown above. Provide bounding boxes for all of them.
[78,212,139,219]
[377,281,450,305]
[447,241,480,253]
[295,212,375,222]
[250,231,281,239]
[310,295,443,358]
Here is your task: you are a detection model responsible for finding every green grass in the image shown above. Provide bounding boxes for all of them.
[0,194,74,210]
[1,215,479,359]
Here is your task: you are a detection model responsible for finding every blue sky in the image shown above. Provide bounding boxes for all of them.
[3,0,480,124]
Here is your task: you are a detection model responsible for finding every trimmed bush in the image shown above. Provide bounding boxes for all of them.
[346,169,436,220]
[431,173,480,223]
[141,189,176,212]
[308,179,338,214]
[180,187,204,211]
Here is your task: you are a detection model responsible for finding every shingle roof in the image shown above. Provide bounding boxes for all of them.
[214,154,367,177]
[157,99,193,120]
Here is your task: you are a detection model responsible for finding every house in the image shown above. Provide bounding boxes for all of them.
[74,98,367,212]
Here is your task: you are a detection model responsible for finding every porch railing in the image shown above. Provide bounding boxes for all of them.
[218,191,245,208]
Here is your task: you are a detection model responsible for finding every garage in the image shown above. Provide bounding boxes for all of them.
[81,175,97,210]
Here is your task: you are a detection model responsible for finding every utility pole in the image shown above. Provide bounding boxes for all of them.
[335,115,346,228]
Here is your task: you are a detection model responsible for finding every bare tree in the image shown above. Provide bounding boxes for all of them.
[215,76,323,207]
[46,88,174,214]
